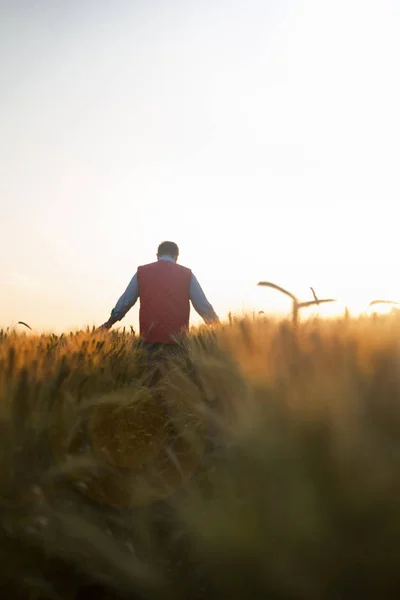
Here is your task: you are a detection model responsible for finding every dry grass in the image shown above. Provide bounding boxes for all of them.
[1,314,400,598]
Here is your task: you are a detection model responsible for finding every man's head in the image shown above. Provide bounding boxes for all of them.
[157,241,179,262]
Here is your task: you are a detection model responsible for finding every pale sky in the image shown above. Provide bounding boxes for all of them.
[1,0,399,332]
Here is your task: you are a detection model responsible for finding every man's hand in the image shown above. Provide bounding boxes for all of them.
[96,320,112,332]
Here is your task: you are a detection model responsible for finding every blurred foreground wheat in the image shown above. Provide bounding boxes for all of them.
[1,315,400,599]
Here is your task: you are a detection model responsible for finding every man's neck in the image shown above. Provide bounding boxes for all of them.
[158,255,175,262]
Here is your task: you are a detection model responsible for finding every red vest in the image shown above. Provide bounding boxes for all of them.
[137,260,192,344]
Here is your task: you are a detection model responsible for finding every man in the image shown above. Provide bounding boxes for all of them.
[100,241,219,352]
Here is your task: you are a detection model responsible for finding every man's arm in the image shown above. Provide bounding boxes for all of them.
[101,273,139,329]
[190,274,219,324]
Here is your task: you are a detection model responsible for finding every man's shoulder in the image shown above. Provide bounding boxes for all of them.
[175,262,192,273]
[137,261,158,270]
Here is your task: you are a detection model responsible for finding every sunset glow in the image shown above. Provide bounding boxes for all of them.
[1,1,399,332]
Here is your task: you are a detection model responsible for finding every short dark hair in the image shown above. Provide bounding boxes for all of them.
[157,241,179,257]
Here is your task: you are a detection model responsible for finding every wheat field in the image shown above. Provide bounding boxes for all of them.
[1,314,400,599]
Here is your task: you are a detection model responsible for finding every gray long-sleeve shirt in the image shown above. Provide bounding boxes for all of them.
[108,256,219,326]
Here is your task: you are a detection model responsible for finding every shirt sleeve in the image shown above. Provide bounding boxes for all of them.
[108,272,139,325]
[189,273,219,323]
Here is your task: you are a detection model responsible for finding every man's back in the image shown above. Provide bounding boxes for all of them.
[137,260,192,344]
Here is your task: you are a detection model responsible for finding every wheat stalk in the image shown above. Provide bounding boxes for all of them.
[17,321,32,330]
[257,282,336,325]
[369,300,400,307]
